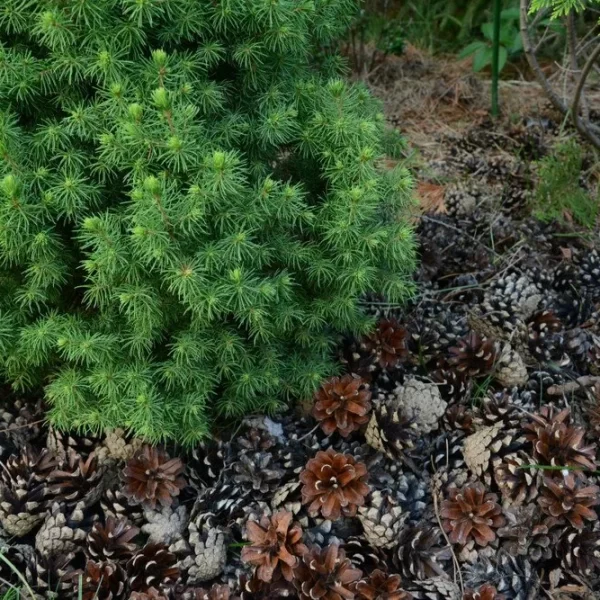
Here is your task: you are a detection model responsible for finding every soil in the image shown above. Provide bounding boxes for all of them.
[1,50,600,600]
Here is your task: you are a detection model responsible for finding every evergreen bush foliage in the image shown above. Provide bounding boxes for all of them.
[0,0,416,443]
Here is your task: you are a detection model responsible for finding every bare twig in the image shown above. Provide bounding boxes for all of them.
[547,376,600,396]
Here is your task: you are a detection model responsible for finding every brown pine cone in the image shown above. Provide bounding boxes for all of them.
[48,449,106,507]
[523,408,596,471]
[443,405,474,433]
[123,446,186,509]
[447,332,497,377]
[362,318,408,369]
[493,452,539,506]
[394,526,451,580]
[312,374,372,437]
[431,362,471,404]
[440,482,505,546]
[87,517,139,561]
[537,474,599,529]
[241,510,308,583]
[293,544,362,600]
[299,449,369,520]
[527,309,564,361]
[464,584,505,600]
[71,561,126,600]
[127,543,179,592]
[354,569,412,600]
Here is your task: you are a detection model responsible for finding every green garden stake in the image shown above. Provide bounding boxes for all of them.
[491,0,502,116]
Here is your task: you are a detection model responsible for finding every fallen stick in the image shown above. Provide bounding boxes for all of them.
[547,376,600,396]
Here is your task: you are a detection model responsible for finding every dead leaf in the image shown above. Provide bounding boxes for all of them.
[417,182,447,215]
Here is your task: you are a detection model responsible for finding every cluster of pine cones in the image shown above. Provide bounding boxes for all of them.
[2,118,600,600]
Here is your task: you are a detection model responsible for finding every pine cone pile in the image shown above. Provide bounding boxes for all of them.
[3,98,600,600]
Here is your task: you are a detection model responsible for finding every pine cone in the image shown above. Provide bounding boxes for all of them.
[300,449,369,520]
[48,449,106,507]
[527,310,565,362]
[537,473,599,529]
[127,543,179,592]
[497,505,553,562]
[442,405,474,433]
[26,551,76,598]
[448,332,497,377]
[463,585,505,600]
[87,517,139,561]
[101,487,144,525]
[46,427,103,463]
[142,504,188,545]
[382,380,446,434]
[35,501,93,557]
[344,536,389,572]
[358,490,407,549]
[241,511,308,582]
[441,482,505,546]
[493,452,539,506]
[232,452,285,495]
[122,446,186,509]
[362,318,409,369]
[293,544,362,600]
[0,447,56,536]
[472,392,525,429]
[187,439,231,490]
[394,526,451,580]
[354,569,412,600]
[312,374,372,437]
[493,345,528,387]
[102,428,144,463]
[365,403,417,460]
[559,528,600,574]
[173,583,234,600]
[431,363,471,404]
[404,577,460,600]
[170,517,226,584]
[72,561,127,600]
[463,424,524,479]
[524,407,597,471]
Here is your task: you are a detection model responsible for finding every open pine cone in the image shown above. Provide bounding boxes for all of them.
[441,482,505,546]
[394,526,451,580]
[362,318,409,369]
[123,446,186,509]
[293,544,362,600]
[537,474,599,529]
[312,374,372,437]
[241,511,308,582]
[71,560,126,600]
[300,448,369,520]
[354,569,412,600]
[48,449,106,507]
[448,332,497,377]
[87,516,140,561]
[127,543,179,592]
[523,408,596,471]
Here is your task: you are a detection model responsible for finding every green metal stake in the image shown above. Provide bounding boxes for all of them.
[491,0,502,116]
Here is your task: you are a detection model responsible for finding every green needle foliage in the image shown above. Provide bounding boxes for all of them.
[0,0,416,444]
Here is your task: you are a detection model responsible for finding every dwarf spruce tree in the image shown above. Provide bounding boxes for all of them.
[0,0,415,443]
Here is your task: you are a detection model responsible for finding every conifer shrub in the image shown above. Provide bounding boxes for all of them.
[0,0,415,443]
